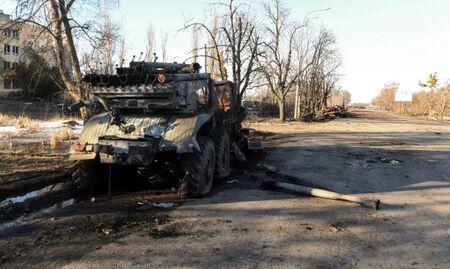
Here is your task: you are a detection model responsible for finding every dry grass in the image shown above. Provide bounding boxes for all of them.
[0,113,14,125]
[0,132,26,139]
[25,121,39,133]
[49,127,74,149]
[0,133,11,139]
[0,114,40,133]
[16,115,31,128]
[15,115,40,133]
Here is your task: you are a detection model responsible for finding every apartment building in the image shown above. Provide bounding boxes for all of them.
[0,10,21,96]
[0,9,56,97]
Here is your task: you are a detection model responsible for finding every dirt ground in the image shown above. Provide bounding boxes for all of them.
[0,109,449,268]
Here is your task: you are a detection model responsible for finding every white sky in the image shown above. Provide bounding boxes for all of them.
[1,0,449,103]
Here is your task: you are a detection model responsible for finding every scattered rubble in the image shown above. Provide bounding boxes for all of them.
[366,157,402,164]
[148,215,184,239]
[152,202,176,208]
[257,164,278,172]
[101,228,113,235]
[137,202,177,211]
[301,105,348,122]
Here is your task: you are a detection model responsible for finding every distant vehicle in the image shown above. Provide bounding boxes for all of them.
[70,60,248,197]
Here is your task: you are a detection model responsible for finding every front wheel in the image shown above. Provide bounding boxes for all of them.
[177,136,216,197]
[72,159,108,192]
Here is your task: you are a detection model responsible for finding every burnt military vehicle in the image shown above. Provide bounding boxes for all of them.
[70,60,247,197]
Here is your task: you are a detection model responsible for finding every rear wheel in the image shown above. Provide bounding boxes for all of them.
[178,136,216,197]
[212,128,231,179]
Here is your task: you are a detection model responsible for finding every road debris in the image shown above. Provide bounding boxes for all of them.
[301,105,348,122]
[247,140,264,153]
[226,179,239,184]
[137,202,177,211]
[152,202,176,208]
[262,180,380,210]
[101,228,113,235]
[257,163,278,172]
[366,157,402,165]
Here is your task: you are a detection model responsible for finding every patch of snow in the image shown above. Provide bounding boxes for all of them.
[0,119,84,137]
[40,120,84,133]
[0,126,20,133]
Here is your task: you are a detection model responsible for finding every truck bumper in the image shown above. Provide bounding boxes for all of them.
[97,139,156,166]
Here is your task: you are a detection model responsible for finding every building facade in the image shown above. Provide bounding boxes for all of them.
[0,10,21,96]
[0,9,56,97]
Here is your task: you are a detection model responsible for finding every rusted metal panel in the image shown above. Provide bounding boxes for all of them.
[162,113,211,153]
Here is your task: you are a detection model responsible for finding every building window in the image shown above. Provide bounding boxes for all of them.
[12,30,19,38]
[3,61,10,70]
[4,79,12,89]
[12,62,17,69]
[12,80,19,89]
[3,28,11,37]
[12,46,19,55]
[4,44,10,55]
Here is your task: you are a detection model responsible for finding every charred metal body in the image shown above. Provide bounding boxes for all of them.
[71,60,247,197]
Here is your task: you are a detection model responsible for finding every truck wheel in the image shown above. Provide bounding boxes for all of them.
[213,128,231,179]
[178,136,216,197]
[72,159,108,192]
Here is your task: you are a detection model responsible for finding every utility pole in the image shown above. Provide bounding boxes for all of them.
[294,82,300,119]
[204,44,207,73]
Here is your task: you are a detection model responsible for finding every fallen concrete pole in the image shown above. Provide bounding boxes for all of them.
[262,180,380,210]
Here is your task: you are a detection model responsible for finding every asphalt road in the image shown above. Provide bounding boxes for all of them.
[1,110,449,269]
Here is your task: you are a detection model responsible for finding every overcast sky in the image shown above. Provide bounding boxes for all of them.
[1,0,449,103]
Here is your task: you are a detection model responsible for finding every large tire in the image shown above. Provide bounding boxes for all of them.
[178,136,216,197]
[72,159,108,192]
[212,128,231,179]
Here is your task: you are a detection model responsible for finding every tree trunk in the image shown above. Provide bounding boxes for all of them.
[278,97,286,122]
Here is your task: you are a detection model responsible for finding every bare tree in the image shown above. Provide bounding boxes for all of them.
[420,74,450,119]
[222,0,261,103]
[118,36,126,65]
[191,25,199,63]
[205,13,218,78]
[9,0,118,119]
[419,72,439,118]
[411,90,431,116]
[436,83,450,119]
[257,0,302,121]
[183,0,260,102]
[372,82,399,110]
[145,22,155,62]
[95,6,120,74]
[300,27,341,114]
[329,89,351,107]
[160,31,168,62]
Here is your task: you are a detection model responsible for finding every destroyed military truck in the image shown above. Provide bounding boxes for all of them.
[69,60,248,197]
